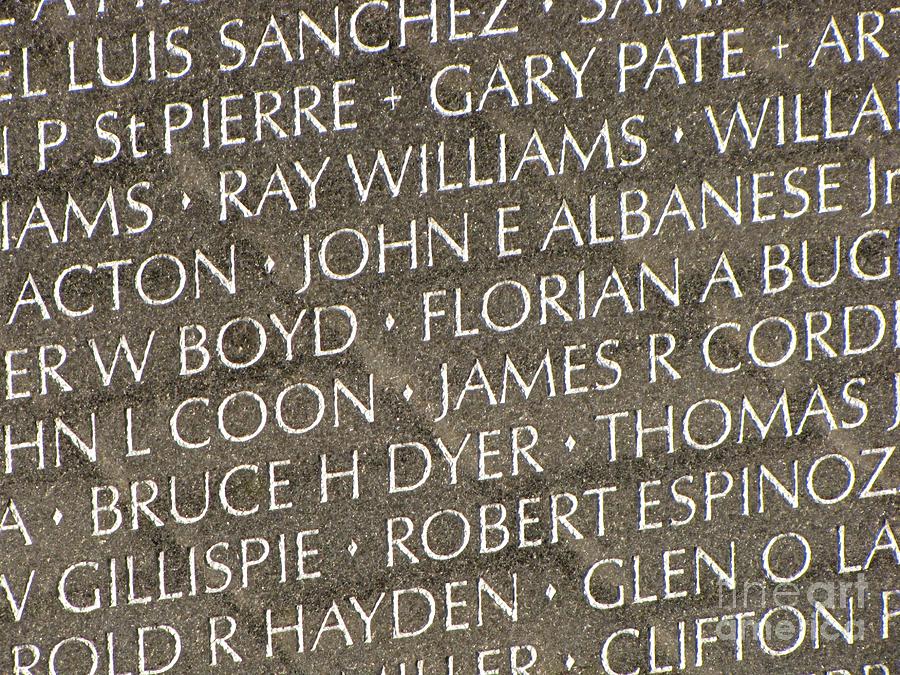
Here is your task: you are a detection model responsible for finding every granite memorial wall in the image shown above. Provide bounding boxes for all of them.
[0,0,898,672]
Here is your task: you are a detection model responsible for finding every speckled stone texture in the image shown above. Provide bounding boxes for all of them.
[0,1,898,673]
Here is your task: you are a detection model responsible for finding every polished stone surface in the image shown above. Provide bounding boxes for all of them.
[0,1,897,672]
